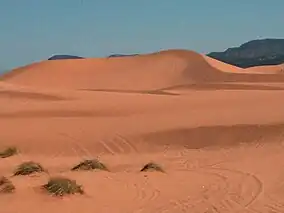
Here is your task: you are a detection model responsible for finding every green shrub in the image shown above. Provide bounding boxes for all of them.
[71,159,108,171]
[42,177,84,196]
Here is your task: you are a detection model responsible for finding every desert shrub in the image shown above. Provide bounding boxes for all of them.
[140,162,164,172]
[13,161,46,176]
[0,147,18,158]
[42,177,84,196]
[0,176,15,193]
[71,159,108,171]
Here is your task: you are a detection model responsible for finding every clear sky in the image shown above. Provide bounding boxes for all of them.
[1,0,284,70]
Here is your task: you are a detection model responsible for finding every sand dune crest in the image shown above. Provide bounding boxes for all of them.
[2,49,284,92]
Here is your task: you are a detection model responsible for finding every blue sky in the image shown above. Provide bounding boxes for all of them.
[1,0,284,70]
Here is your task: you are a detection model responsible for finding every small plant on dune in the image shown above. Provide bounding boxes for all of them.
[71,159,109,171]
[0,146,18,158]
[42,177,84,196]
[0,176,15,193]
[13,161,46,176]
[140,162,165,172]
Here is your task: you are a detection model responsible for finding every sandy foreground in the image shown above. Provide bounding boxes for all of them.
[0,50,284,213]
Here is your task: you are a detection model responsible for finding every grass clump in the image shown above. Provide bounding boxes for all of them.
[0,147,18,158]
[42,177,84,196]
[13,161,46,176]
[71,159,108,171]
[0,176,15,193]
[140,162,164,172]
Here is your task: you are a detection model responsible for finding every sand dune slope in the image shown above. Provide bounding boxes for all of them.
[246,64,284,74]
[1,88,284,213]
[2,49,284,91]
[203,55,245,73]
[0,82,66,101]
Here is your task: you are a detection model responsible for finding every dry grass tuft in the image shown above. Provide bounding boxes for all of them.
[0,176,15,193]
[71,159,108,171]
[0,147,18,158]
[13,161,46,176]
[42,177,84,196]
[140,162,165,172]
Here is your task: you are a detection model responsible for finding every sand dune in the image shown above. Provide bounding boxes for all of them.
[246,64,284,74]
[1,49,284,212]
[203,55,245,73]
[2,49,284,92]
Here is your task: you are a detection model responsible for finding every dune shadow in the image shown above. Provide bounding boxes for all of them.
[81,83,284,95]
[0,90,65,101]
[0,109,136,118]
[135,123,284,149]
[79,89,179,96]
[161,83,284,91]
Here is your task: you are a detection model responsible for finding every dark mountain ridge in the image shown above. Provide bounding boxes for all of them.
[207,39,284,68]
[48,55,84,60]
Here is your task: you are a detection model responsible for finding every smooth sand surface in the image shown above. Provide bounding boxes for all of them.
[1,49,284,213]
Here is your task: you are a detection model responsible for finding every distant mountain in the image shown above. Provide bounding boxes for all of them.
[207,39,284,68]
[108,54,139,58]
[48,55,84,60]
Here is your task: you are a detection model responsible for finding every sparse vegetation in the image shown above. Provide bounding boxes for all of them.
[140,162,164,172]
[42,177,84,196]
[13,161,46,176]
[0,146,18,158]
[71,159,108,171]
[0,176,15,193]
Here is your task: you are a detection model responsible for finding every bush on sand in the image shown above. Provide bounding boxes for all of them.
[0,147,18,158]
[42,177,84,196]
[71,159,108,171]
[140,162,165,172]
[0,176,15,193]
[13,161,46,176]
